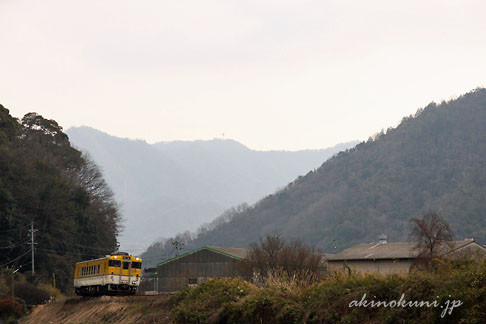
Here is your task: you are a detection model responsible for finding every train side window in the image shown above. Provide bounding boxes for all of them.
[109,260,121,267]
[97,264,100,274]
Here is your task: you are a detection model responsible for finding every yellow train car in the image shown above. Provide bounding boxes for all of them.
[74,252,142,296]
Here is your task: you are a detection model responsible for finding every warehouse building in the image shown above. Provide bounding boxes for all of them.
[326,237,486,274]
[156,246,248,293]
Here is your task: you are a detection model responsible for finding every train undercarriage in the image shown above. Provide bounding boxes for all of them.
[75,283,138,297]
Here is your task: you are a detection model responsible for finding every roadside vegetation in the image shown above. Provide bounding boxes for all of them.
[172,227,486,324]
[0,271,64,323]
[171,258,486,324]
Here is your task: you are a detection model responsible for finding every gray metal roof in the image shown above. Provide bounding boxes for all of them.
[206,246,248,259]
[157,245,248,266]
[325,239,482,261]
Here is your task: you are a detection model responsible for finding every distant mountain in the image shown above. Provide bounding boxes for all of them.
[173,88,486,253]
[66,126,357,251]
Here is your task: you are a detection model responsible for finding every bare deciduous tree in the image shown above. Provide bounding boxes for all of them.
[239,234,322,284]
[409,210,454,269]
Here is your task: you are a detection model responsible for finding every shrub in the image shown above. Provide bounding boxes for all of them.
[38,283,64,301]
[0,298,24,319]
[171,278,255,324]
[13,297,27,315]
[171,260,486,324]
[14,282,50,305]
[239,286,304,324]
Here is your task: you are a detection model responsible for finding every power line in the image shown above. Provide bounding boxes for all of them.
[0,224,29,234]
[36,248,87,256]
[0,239,30,249]
[36,241,117,253]
[68,243,116,252]
[35,222,123,252]
[0,250,31,268]
[37,231,144,253]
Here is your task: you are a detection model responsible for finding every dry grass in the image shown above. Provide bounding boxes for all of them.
[21,295,173,324]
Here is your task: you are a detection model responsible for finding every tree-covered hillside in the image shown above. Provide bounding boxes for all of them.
[168,88,486,253]
[0,106,120,292]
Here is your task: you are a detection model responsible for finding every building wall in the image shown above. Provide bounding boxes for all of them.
[157,249,241,292]
[328,259,412,274]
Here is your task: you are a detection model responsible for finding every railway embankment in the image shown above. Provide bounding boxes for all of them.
[21,295,173,324]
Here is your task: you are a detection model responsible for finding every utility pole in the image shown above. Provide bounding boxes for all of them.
[28,221,38,275]
[171,240,184,257]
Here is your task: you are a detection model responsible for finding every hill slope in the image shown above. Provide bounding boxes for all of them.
[0,107,120,292]
[184,88,486,252]
[66,127,357,251]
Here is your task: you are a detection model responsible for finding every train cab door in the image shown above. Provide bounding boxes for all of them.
[122,261,130,277]
[128,262,132,284]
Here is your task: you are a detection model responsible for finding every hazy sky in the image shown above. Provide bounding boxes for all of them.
[2,0,485,151]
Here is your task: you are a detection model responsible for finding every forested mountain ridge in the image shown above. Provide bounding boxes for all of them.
[169,88,486,253]
[0,106,120,292]
[66,126,357,251]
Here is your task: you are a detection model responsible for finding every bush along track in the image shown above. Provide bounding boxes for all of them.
[170,259,486,324]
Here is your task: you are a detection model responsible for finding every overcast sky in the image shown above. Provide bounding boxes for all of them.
[1,0,485,151]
